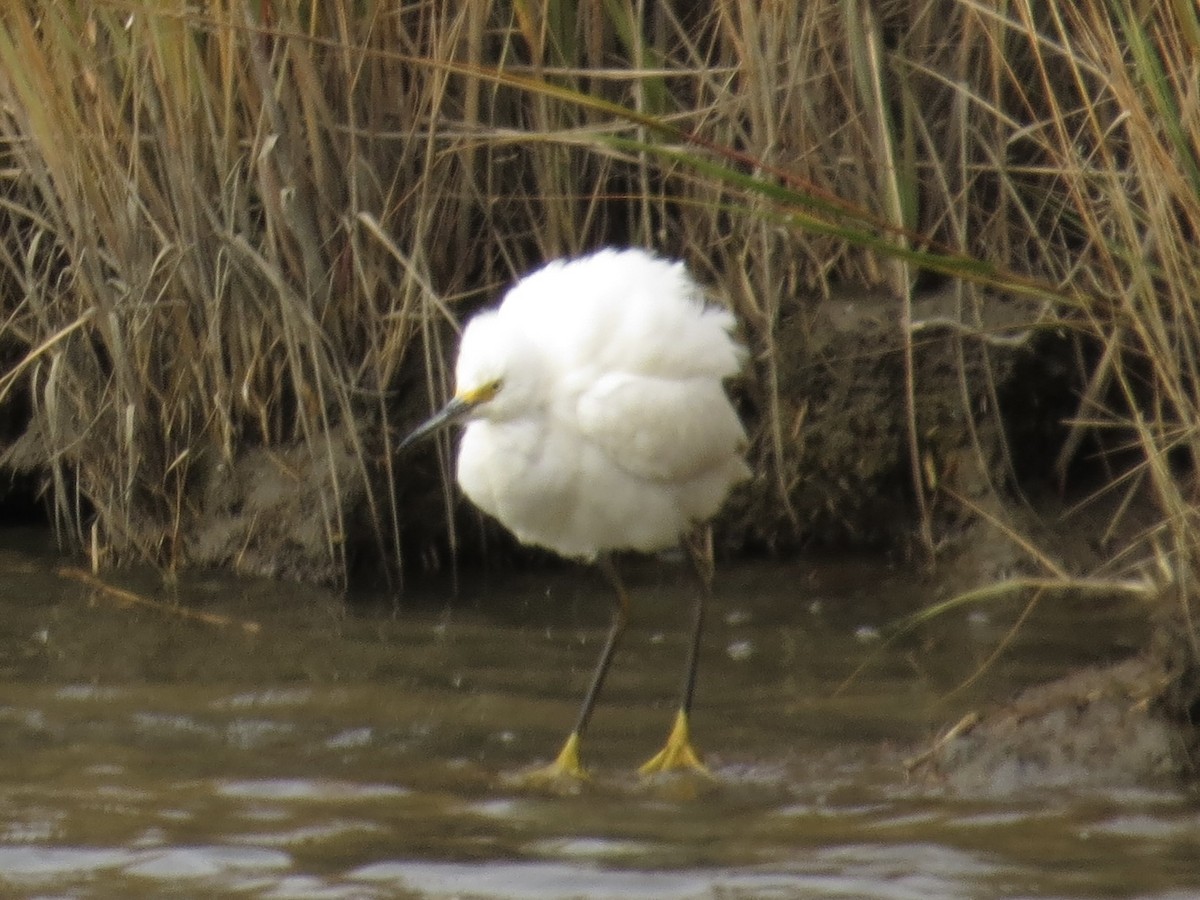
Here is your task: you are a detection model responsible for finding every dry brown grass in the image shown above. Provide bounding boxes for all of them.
[0,1,1195,636]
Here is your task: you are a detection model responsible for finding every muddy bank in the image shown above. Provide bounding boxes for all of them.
[141,280,1054,579]
[0,280,1051,580]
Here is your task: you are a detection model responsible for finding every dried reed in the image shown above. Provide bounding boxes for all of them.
[0,1,1192,653]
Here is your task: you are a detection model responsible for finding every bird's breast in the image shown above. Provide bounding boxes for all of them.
[457,418,579,543]
[455,411,715,560]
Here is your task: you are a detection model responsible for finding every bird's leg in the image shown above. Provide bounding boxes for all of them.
[528,554,629,782]
[640,527,713,777]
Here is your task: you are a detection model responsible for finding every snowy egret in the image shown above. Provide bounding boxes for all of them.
[400,247,749,780]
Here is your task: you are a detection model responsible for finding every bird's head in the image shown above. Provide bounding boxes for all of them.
[397,310,539,451]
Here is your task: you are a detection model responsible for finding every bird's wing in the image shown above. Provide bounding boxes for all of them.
[574,372,746,483]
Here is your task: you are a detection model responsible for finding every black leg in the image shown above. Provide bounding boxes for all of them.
[571,554,630,738]
[526,553,629,781]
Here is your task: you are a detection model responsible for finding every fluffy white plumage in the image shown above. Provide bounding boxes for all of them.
[449,247,749,559]
[398,247,750,778]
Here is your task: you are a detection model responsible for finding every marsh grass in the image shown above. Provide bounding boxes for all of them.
[0,0,1195,642]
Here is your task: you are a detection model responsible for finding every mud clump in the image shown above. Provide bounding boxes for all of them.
[182,424,367,584]
[909,654,1188,794]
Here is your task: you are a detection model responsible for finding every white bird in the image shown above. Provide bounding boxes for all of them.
[400,247,749,780]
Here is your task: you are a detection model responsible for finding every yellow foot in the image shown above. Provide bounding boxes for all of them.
[639,710,712,777]
[512,732,590,791]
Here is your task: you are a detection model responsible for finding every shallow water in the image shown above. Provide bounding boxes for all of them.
[0,528,1196,898]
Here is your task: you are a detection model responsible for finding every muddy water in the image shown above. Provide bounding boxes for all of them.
[0,528,1196,898]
